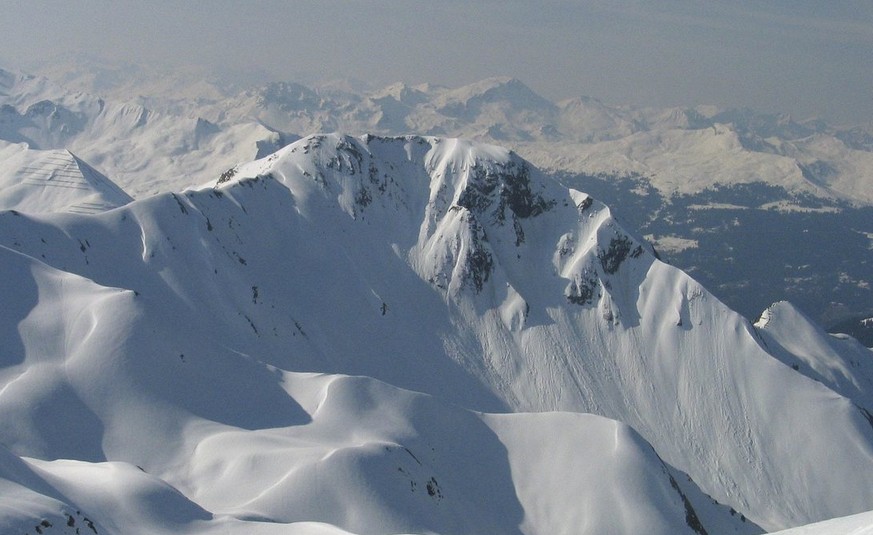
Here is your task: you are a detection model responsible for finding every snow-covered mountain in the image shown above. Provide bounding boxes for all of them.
[1,133,872,534]
[0,67,284,198]
[207,76,873,206]
[0,144,131,214]
[2,64,869,334]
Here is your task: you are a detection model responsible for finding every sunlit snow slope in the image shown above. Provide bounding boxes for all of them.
[1,134,871,534]
[768,510,873,535]
[0,143,132,213]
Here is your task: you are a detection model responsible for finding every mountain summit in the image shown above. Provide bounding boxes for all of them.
[0,145,132,213]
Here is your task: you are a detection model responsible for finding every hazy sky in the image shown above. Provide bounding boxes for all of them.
[1,1,870,125]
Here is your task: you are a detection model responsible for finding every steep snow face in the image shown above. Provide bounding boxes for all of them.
[754,301,873,413]
[0,144,132,213]
[1,134,872,533]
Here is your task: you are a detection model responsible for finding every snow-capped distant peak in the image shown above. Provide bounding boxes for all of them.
[436,77,557,117]
[254,81,320,107]
[369,82,428,106]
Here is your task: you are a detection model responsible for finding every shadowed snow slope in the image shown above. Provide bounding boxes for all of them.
[0,134,871,534]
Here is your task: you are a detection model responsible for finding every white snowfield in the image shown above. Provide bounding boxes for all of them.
[0,133,871,534]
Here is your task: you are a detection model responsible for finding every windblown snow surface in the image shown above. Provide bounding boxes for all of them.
[1,134,872,534]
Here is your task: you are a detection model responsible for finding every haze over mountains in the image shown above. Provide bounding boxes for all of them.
[6,64,872,201]
[0,64,872,534]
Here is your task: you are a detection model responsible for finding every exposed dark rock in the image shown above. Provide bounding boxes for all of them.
[458,160,555,228]
[217,167,237,184]
[668,474,708,535]
[567,272,598,305]
[598,234,634,274]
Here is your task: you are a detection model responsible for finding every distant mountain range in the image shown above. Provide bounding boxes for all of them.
[5,66,871,202]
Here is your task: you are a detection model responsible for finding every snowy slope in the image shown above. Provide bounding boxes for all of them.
[0,244,732,535]
[1,134,872,533]
[754,301,873,415]
[0,143,132,214]
[769,510,873,535]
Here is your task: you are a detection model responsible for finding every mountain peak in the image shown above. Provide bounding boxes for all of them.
[0,145,132,214]
[215,134,653,312]
[252,81,322,110]
[437,77,556,117]
[370,82,427,106]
